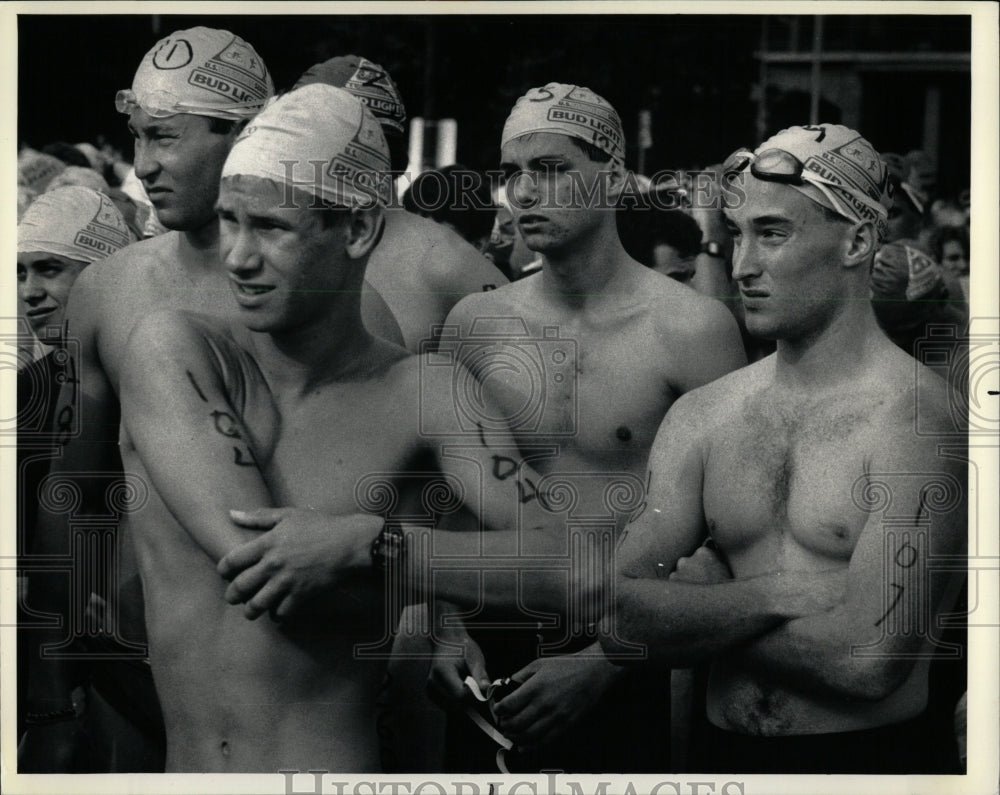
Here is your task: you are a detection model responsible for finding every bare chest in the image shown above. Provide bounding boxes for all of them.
[250,385,421,515]
[458,317,673,470]
[703,397,880,569]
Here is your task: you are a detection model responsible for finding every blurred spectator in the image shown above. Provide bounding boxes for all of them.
[930,224,970,301]
[403,164,497,249]
[617,195,702,283]
[18,149,67,194]
[929,198,967,230]
[882,152,929,244]
[46,166,110,195]
[17,185,38,223]
[41,141,93,169]
[905,149,937,199]
[870,238,967,372]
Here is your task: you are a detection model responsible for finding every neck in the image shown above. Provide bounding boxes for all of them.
[177,218,221,270]
[774,298,887,389]
[249,298,376,395]
[539,224,634,308]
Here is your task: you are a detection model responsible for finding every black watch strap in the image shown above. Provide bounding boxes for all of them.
[370,521,405,572]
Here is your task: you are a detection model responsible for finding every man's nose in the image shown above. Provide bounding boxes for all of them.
[222,226,261,275]
[730,240,761,282]
[507,172,539,210]
[18,273,46,304]
[133,139,161,181]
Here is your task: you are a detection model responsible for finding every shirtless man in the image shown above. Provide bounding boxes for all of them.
[294,55,509,352]
[603,125,966,774]
[23,29,410,773]
[426,83,746,771]
[20,28,274,772]
[116,83,583,773]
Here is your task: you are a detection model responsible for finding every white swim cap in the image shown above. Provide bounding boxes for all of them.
[222,83,391,208]
[18,186,132,264]
[116,27,273,121]
[501,82,625,164]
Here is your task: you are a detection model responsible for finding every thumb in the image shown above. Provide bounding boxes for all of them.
[463,643,490,688]
[229,507,284,529]
[509,659,539,685]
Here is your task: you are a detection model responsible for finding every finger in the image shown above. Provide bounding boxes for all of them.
[498,692,544,734]
[228,507,284,529]
[243,577,290,620]
[427,660,469,704]
[224,561,273,604]
[463,642,491,688]
[515,711,560,749]
[217,534,270,579]
[493,673,539,717]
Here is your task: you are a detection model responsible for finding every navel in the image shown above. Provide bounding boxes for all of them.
[616,425,632,442]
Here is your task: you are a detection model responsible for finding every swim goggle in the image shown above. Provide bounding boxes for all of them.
[115,88,264,121]
[722,147,888,221]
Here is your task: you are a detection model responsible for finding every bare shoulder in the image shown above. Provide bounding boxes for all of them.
[443,274,537,329]
[408,213,507,286]
[873,347,962,444]
[126,308,234,362]
[670,354,770,428]
[80,233,177,288]
[643,271,739,338]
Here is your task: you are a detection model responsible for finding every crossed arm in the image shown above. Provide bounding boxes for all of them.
[723,440,967,701]
[118,310,577,619]
[601,395,848,668]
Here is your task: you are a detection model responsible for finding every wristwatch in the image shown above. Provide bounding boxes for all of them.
[370,521,405,572]
[701,240,725,259]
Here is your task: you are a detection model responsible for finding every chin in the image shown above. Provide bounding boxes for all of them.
[743,315,782,341]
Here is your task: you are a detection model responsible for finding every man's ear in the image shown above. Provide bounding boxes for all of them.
[606,160,627,201]
[843,220,878,270]
[345,206,384,260]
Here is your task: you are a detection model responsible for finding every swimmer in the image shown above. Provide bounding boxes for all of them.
[604,124,966,774]
[17,188,133,768]
[427,83,746,772]
[117,84,581,772]
[295,55,508,352]
[22,27,275,773]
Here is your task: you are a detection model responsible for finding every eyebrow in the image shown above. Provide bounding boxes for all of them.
[129,121,179,137]
[751,214,794,227]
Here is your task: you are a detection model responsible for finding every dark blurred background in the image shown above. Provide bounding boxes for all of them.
[18,13,971,196]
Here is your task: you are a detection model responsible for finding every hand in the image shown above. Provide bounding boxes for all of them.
[18,717,87,773]
[491,646,622,750]
[217,508,380,620]
[427,631,490,708]
[669,543,732,584]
